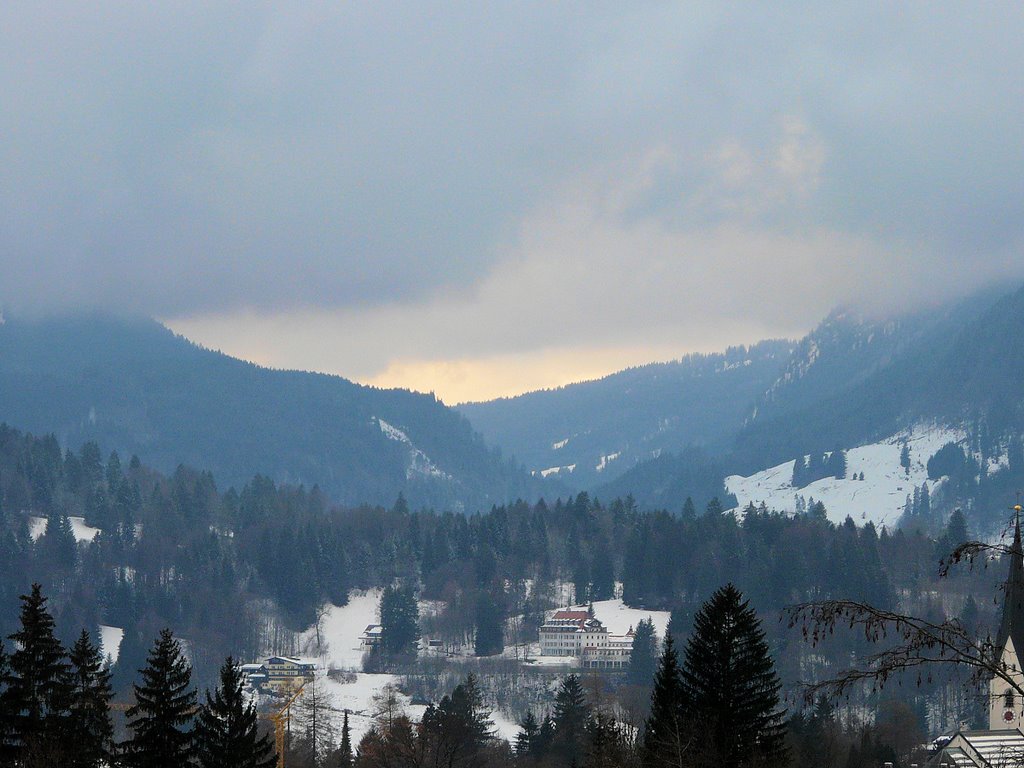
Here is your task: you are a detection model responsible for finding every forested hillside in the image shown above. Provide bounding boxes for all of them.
[458,341,791,488]
[0,313,552,510]
[464,283,1024,535]
[733,287,1007,472]
[0,422,1002,728]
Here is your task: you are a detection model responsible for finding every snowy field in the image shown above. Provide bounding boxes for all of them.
[291,590,430,747]
[725,424,965,528]
[589,599,670,638]
[288,590,668,745]
[317,672,427,749]
[297,589,382,670]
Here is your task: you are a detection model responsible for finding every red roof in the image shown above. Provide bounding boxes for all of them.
[551,610,590,621]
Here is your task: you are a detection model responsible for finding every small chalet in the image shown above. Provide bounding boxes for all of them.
[360,624,383,654]
[239,662,269,691]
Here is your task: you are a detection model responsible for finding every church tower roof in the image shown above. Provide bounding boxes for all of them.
[996,506,1024,658]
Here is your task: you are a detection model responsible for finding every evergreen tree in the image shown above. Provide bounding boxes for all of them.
[551,674,589,766]
[830,449,847,480]
[0,640,14,765]
[474,590,504,657]
[537,714,555,758]
[642,633,688,768]
[589,536,615,602]
[4,584,71,764]
[666,605,693,644]
[194,656,275,768]
[65,629,114,768]
[681,497,697,521]
[419,674,493,768]
[572,556,590,605]
[626,617,659,688]
[515,711,539,758]
[124,628,197,768]
[936,509,968,564]
[680,584,787,768]
[337,709,353,768]
[584,713,627,768]
[40,515,77,572]
[791,456,806,487]
[379,584,419,659]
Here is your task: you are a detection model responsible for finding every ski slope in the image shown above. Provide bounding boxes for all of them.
[725,424,964,527]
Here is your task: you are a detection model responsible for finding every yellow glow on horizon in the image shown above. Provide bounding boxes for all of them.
[359,344,700,405]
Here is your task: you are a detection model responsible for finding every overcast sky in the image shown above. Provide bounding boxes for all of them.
[3,4,1023,402]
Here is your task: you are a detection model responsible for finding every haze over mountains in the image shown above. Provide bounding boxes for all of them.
[464,282,1024,529]
[0,282,1021,531]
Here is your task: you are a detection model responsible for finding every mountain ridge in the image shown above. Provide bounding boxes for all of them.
[0,312,554,510]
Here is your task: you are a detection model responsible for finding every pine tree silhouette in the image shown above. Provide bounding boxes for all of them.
[552,674,589,766]
[515,711,539,758]
[194,656,275,768]
[337,709,353,768]
[66,629,115,768]
[680,584,787,768]
[4,583,71,764]
[124,628,197,768]
[641,633,688,768]
[626,618,659,688]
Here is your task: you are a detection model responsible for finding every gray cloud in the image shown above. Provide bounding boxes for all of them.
[2,3,1024,328]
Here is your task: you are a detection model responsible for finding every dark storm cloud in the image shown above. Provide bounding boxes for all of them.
[2,3,1023,320]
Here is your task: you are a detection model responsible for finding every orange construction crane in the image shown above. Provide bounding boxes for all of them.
[263,683,306,768]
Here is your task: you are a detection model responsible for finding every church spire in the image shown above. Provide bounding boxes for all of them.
[996,506,1024,659]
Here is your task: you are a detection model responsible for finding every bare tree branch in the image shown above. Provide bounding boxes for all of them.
[785,597,1015,704]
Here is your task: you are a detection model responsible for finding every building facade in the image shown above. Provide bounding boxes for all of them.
[539,608,636,669]
[260,659,315,696]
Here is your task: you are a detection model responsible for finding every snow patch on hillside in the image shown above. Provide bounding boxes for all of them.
[595,452,620,473]
[490,710,523,742]
[376,418,452,482]
[27,515,101,543]
[27,517,47,541]
[537,464,576,478]
[552,438,569,450]
[69,516,100,542]
[99,625,124,664]
[725,424,965,528]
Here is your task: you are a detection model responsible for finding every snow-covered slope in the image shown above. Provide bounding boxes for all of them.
[298,589,382,670]
[726,424,964,527]
[589,599,670,638]
[376,418,452,481]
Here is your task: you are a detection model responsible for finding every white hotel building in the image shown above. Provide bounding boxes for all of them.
[539,609,635,669]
